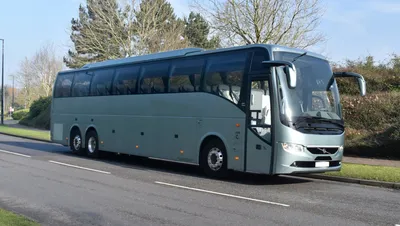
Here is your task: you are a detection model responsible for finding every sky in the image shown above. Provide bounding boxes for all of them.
[0,0,399,86]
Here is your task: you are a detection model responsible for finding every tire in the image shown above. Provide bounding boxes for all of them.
[85,130,100,158]
[70,129,83,154]
[200,139,228,178]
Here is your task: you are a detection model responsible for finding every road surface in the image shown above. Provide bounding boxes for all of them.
[0,134,399,226]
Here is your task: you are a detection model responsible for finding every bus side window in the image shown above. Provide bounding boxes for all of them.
[71,72,91,97]
[54,73,74,98]
[204,51,247,104]
[90,69,114,96]
[141,62,169,94]
[169,58,204,93]
[169,75,192,93]
[113,66,139,95]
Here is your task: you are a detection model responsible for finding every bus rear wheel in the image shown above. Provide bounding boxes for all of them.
[200,139,228,178]
[70,129,83,154]
[86,130,99,158]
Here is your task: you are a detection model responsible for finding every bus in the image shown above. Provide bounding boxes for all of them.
[50,44,366,177]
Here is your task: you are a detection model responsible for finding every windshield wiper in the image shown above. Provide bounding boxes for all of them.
[292,52,307,62]
[292,116,344,129]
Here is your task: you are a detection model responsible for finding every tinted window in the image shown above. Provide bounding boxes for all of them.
[169,59,203,93]
[113,65,140,95]
[54,73,74,98]
[140,62,169,93]
[204,51,247,103]
[90,69,114,96]
[71,72,92,97]
[250,48,270,73]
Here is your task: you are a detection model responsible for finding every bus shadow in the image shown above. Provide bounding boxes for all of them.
[96,152,312,186]
[0,141,311,186]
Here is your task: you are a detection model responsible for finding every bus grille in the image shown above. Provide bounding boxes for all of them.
[306,147,338,155]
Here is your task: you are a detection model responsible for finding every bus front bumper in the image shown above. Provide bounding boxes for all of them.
[274,142,344,174]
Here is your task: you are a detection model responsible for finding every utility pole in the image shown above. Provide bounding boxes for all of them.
[12,74,14,108]
[0,38,4,125]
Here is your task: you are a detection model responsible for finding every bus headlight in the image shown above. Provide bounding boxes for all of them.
[338,146,344,152]
[281,143,304,153]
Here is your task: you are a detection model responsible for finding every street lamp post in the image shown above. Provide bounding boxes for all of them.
[0,38,4,125]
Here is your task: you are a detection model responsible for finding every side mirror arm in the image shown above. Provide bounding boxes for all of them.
[333,72,367,96]
[262,60,297,89]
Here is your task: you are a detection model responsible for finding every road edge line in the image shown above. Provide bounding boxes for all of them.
[0,149,31,158]
[0,132,51,143]
[155,181,290,207]
[296,174,400,189]
[48,160,111,175]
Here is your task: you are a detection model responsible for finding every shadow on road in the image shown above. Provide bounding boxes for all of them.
[0,140,312,186]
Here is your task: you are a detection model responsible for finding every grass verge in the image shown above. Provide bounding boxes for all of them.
[0,125,50,141]
[325,163,400,183]
[0,208,40,226]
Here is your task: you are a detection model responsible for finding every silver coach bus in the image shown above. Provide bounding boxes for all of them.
[50,44,366,177]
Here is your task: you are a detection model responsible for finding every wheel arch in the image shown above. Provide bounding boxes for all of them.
[197,132,229,166]
[83,125,98,148]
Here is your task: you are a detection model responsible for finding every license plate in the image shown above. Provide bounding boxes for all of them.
[315,161,329,167]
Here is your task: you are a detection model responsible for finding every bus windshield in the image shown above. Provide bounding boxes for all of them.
[274,51,342,132]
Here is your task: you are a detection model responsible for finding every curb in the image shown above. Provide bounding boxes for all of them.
[0,132,52,143]
[297,174,400,189]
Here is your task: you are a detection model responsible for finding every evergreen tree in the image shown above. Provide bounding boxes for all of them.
[184,12,220,49]
[64,0,129,68]
[134,0,188,54]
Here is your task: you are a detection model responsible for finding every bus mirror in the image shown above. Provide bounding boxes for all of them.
[358,77,366,96]
[333,72,367,96]
[284,65,297,89]
[262,60,297,89]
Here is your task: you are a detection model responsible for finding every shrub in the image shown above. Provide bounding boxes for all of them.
[342,92,400,159]
[333,55,400,95]
[27,96,52,120]
[19,96,52,130]
[342,92,400,131]
[12,109,29,120]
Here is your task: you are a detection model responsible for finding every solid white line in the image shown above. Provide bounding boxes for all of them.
[0,149,31,158]
[155,181,290,207]
[48,160,111,175]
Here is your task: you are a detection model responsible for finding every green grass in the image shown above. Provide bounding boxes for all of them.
[0,208,40,226]
[0,125,50,141]
[325,163,400,183]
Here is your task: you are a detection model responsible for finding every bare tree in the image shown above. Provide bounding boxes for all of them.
[15,57,37,108]
[30,43,64,97]
[15,43,63,107]
[190,0,325,48]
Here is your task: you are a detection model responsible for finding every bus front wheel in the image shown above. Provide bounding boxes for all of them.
[86,130,99,158]
[200,139,228,178]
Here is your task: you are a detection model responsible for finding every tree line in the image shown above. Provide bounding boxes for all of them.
[12,0,324,109]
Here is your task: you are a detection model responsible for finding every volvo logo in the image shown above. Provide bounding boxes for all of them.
[317,147,330,154]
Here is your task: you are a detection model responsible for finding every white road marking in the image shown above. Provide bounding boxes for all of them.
[48,160,111,175]
[0,149,31,158]
[155,181,290,207]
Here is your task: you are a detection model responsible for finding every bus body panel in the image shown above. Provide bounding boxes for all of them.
[245,130,272,174]
[51,92,247,171]
[273,123,344,174]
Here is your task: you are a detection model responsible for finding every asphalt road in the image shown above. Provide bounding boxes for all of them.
[0,134,399,226]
